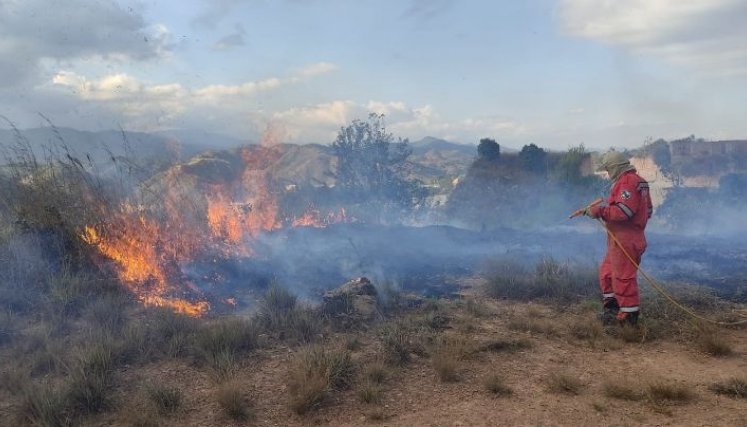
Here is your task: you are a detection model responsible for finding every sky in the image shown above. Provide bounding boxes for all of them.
[1,0,746,149]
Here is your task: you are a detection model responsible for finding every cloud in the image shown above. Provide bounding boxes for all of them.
[559,0,747,76]
[48,62,339,134]
[402,0,454,21]
[214,24,247,50]
[0,0,172,88]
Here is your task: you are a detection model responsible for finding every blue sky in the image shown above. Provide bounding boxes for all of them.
[1,0,746,149]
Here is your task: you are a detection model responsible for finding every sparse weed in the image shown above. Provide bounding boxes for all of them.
[507,316,559,337]
[569,316,604,341]
[546,372,584,395]
[216,381,253,421]
[709,377,747,399]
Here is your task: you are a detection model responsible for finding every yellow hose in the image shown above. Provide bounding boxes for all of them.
[596,218,747,326]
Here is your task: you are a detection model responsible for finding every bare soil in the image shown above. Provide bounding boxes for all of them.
[82,300,747,427]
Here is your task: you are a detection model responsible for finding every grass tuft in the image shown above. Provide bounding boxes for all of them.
[484,373,513,396]
[709,377,747,399]
[546,372,584,395]
[216,381,253,421]
[147,385,183,415]
[286,344,355,414]
[357,380,383,404]
[646,380,694,404]
[604,381,644,401]
[380,322,411,366]
[19,383,70,427]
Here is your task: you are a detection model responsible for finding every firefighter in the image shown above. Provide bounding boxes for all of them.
[585,151,653,326]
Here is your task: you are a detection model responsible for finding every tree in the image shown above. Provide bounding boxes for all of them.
[477,138,500,161]
[553,144,590,186]
[331,113,412,203]
[519,143,547,175]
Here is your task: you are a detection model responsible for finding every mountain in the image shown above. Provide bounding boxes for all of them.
[0,127,245,168]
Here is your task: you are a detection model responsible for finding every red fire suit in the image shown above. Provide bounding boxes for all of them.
[589,170,653,314]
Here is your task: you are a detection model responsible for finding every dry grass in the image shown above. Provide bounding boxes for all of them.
[604,380,645,401]
[484,258,597,303]
[484,373,513,396]
[18,382,70,427]
[477,337,532,353]
[216,381,253,421]
[147,384,183,415]
[646,380,695,405]
[507,316,559,337]
[357,380,383,404]
[195,317,260,380]
[431,335,473,383]
[709,377,747,399]
[257,285,323,343]
[380,322,411,366]
[363,360,387,384]
[546,372,584,395]
[694,326,733,356]
[286,344,355,414]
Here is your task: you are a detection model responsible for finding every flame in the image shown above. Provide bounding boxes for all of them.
[81,139,356,317]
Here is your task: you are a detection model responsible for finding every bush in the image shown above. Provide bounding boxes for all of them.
[148,308,199,358]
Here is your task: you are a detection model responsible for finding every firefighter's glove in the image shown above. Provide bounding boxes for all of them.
[585,205,603,219]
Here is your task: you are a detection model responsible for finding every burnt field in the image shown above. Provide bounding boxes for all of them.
[182,223,747,312]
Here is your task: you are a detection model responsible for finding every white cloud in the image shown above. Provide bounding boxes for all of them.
[49,63,340,134]
[560,0,747,76]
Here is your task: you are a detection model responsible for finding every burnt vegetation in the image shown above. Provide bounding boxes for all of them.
[0,123,745,425]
